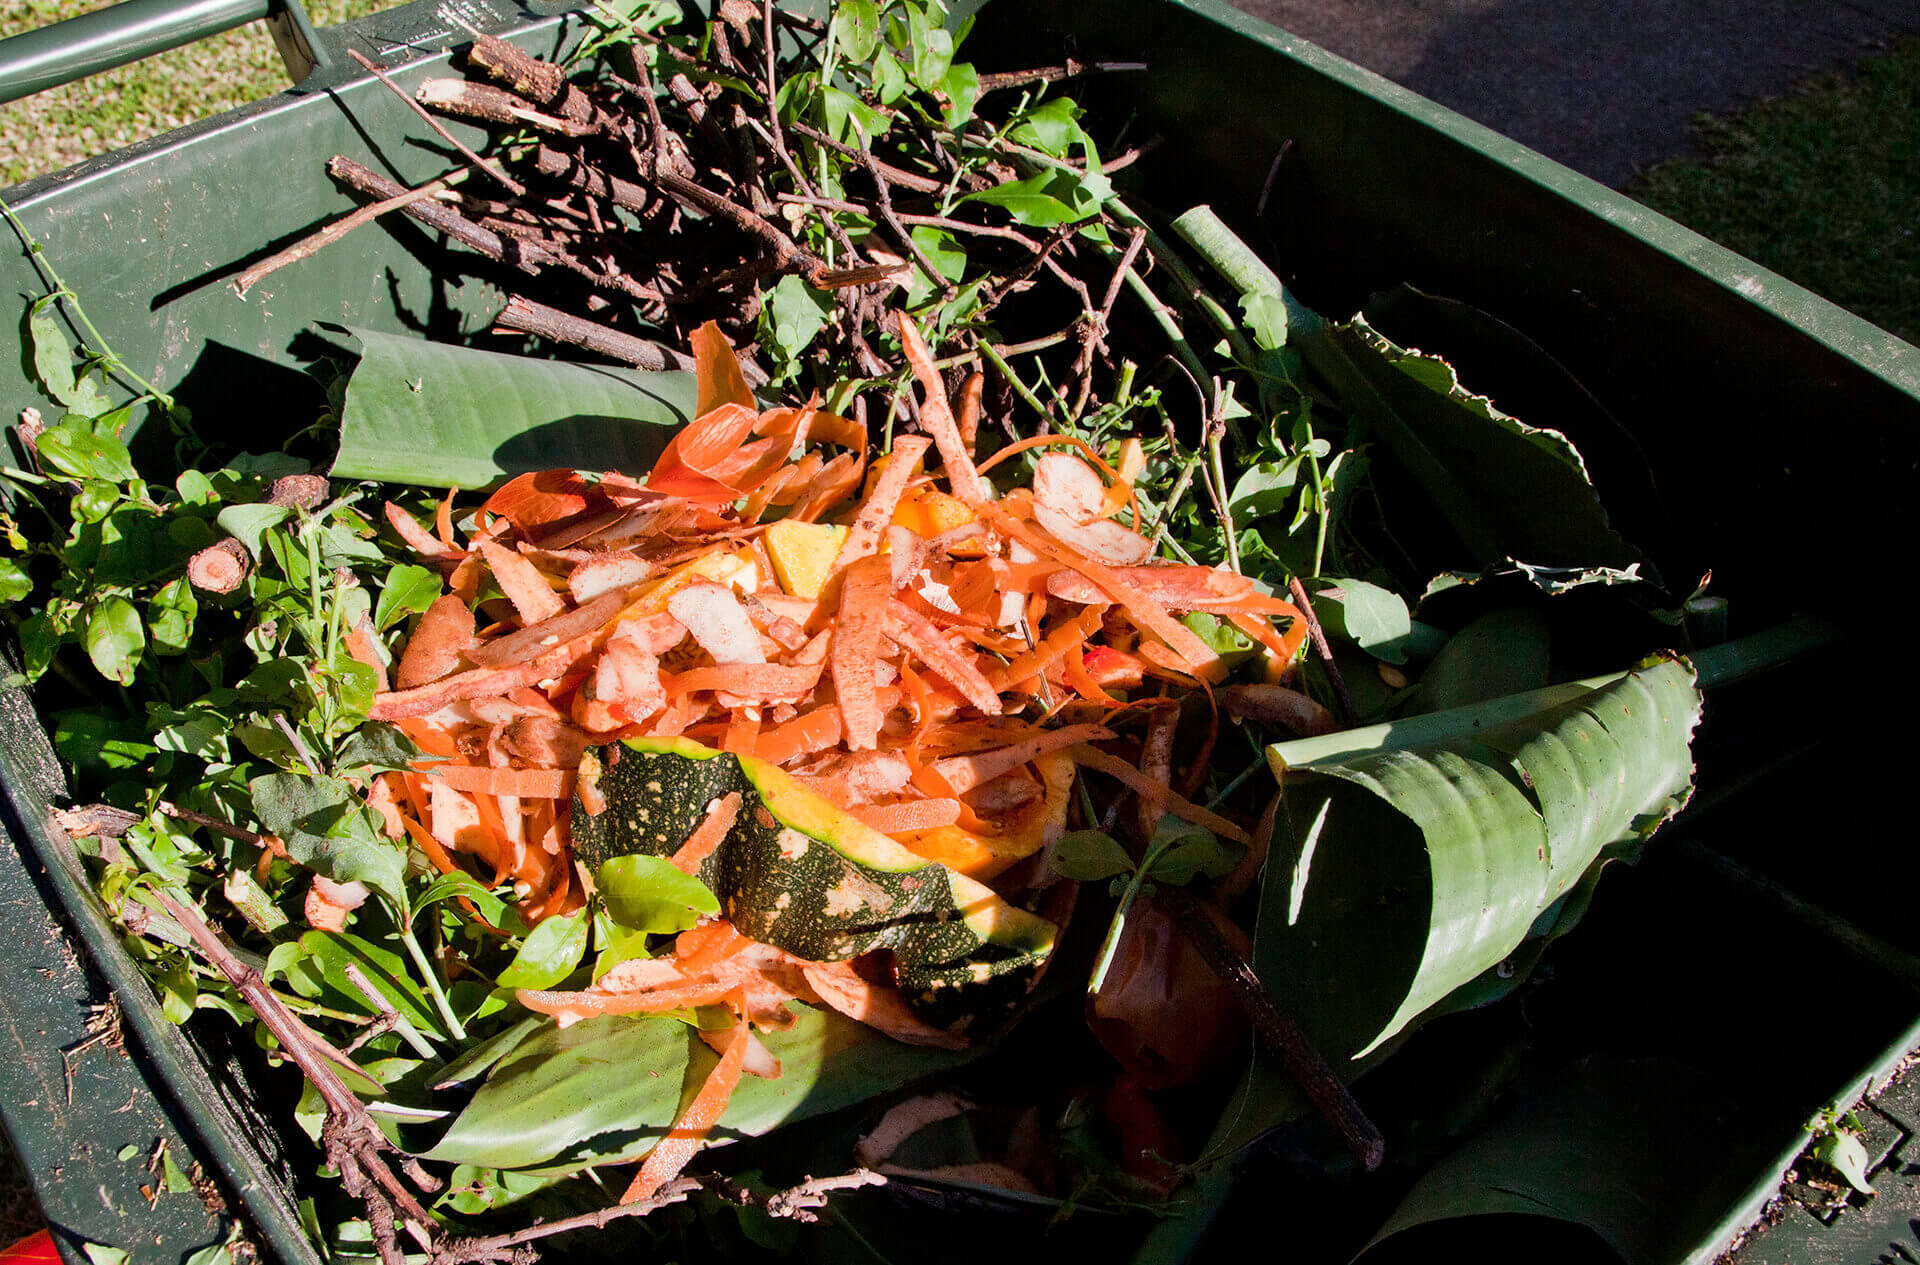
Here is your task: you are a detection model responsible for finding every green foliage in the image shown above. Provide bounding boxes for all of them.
[1628,36,1920,344]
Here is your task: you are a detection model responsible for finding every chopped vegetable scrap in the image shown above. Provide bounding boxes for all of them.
[366,313,1311,1199]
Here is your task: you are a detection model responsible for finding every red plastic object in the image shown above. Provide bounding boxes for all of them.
[0,1231,58,1264]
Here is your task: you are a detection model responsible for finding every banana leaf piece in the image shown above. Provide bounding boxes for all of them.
[330,327,696,488]
[1259,656,1701,1065]
[426,1005,977,1172]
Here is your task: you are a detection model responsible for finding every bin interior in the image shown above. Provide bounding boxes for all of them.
[5,1,1919,1261]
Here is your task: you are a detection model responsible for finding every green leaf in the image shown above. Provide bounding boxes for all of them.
[250,773,407,908]
[333,328,694,488]
[36,417,138,483]
[1257,657,1701,1064]
[299,929,444,1037]
[1312,579,1413,664]
[1009,98,1085,157]
[960,175,1082,227]
[871,49,908,104]
[1145,826,1241,885]
[0,556,30,603]
[27,296,93,410]
[335,723,434,778]
[903,226,968,306]
[1414,605,1551,712]
[1049,829,1134,881]
[1240,289,1289,350]
[426,1007,977,1170]
[939,62,980,127]
[146,578,197,655]
[81,1243,130,1265]
[430,1015,545,1090]
[596,853,720,935]
[1809,1120,1878,1195]
[761,274,835,371]
[215,503,290,555]
[819,85,892,145]
[494,909,591,989]
[414,871,508,927]
[830,0,881,61]
[84,596,144,684]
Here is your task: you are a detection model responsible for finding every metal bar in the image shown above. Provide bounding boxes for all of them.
[0,0,273,105]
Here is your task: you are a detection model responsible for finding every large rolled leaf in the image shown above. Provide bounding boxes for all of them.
[1258,656,1702,1063]
[426,1005,976,1171]
[331,327,696,488]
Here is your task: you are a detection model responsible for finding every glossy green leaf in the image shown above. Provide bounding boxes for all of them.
[145,578,197,654]
[1312,578,1412,664]
[494,909,590,990]
[374,563,442,631]
[299,929,443,1038]
[426,1006,977,1170]
[1259,657,1701,1063]
[36,418,137,483]
[0,556,30,603]
[84,596,144,684]
[596,853,720,934]
[333,328,694,489]
[959,176,1082,227]
[830,0,881,61]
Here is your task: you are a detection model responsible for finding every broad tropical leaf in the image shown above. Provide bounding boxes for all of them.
[332,327,696,488]
[426,1005,977,1171]
[1257,657,1702,1064]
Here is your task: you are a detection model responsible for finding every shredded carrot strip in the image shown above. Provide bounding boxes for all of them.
[831,555,894,751]
[755,705,845,765]
[984,504,1225,682]
[1068,744,1252,845]
[430,764,576,800]
[887,599,1001,716]
[833,435,931,572]
[676,922,749,974]
[436,487,458,548]
[896,312,989,505]
[672,791,742,875]
[931,724,1114,796]
[520,979,738,1022]
[668,661,826,700]
[974,433,1121,485]
[1062,650,1120,704]
[850,798,963,834]
[621,1012,752,1204]
[1228,608,1310,667]
[990,606,1107,692]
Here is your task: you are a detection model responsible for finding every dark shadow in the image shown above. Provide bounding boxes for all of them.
[490,407,691,479]
[160,339,329,458]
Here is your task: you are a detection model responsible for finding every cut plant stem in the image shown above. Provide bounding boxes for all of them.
[1160,887,1385,1171]
[1289,575,1355,723]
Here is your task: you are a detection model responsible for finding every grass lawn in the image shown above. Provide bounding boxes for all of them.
[0,0,396,187]
[1627,36,1920,346]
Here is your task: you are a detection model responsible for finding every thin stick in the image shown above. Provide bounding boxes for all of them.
[854,125,951,294]
[976,59,1148,92]
[236,174,457,296]
[347,49,526,196]
[1161,887,1385,1171]
[494,294,693,371]
[1288,575,1355,722]
[778,194,1040,249]
[787,121,946,193]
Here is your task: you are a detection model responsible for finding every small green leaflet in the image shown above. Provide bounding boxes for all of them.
[84,597,144,683]
[597,853,721,934]
[36,417,138,483]
[762,274,836,372]
[1312,579,1413,664]
[1050,829,1135,882]
[374,563,442,630]
[494,908,590,990]
[960,175,1082,227]
[81,1243,130,1265]
[27,295,109,414]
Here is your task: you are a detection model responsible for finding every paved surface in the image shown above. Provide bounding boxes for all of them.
[1229,0,1920,187]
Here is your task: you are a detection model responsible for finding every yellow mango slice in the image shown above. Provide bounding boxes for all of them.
[765,520,849,600]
